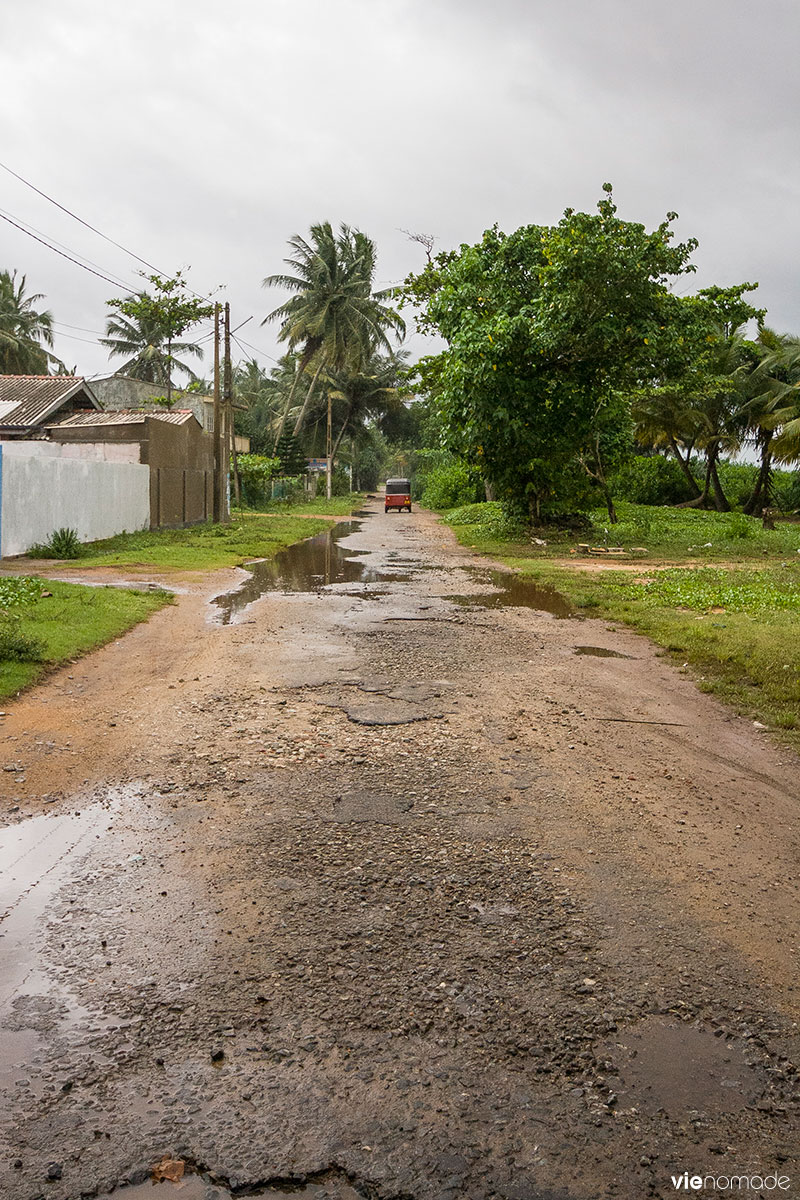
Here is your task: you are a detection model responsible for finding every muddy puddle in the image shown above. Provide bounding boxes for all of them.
[602,1018,766,1116]
[574,645,632,658]
[447,567,574,618]
[213,522,575,623]
[213,524,419,623]
[98,1174,361,1199]
[0,790,146,1091]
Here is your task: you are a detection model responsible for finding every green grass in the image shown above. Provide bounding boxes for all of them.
[0,580,171,699]
[53,513,334,572]
[246,493,367,516]
[441,502,800,747]
[445,499,800,561]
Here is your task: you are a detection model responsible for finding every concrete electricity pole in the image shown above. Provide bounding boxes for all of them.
[213,303,224,523]
[326,390,332,502]
[222,303,232,520]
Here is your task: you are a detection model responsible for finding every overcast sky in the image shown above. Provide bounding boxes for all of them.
[3,0,799,380]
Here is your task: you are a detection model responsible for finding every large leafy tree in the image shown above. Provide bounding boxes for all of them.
[102,272,213,397]
[262,222,404,448]
[402,186,699,520]
[0,270,54,373]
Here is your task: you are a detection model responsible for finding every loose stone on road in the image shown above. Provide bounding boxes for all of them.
[0,500,797,1199]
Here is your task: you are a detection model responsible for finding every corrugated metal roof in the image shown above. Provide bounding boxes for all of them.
[0,375,100,426]
[48,408,198,428]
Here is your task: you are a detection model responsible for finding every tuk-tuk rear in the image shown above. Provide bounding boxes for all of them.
[385,478,412,513]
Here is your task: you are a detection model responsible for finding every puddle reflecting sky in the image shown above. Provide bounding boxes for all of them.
[212,524,417,623]
[212,522,574,623]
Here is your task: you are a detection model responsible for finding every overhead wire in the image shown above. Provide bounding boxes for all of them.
[0,210,132,290]
[0,158,181,282]
[0,159,213,301]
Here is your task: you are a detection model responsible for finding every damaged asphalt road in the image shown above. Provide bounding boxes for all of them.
[0,500,798,1199]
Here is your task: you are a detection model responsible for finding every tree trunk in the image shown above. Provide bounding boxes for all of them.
[709,455,730,512]
[291,354,327,439]
[272,344,317,453]
[677,452,715,509]
[330,404,353,462]
[484,479,496,501]
[743,435,773,515]
[668,435,702,497]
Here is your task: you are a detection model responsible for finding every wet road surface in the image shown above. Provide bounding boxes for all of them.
[0,501,798,1199]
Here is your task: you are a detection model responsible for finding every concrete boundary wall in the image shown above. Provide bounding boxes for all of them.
[0,442,150,557]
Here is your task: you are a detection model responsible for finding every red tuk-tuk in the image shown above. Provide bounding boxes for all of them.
[385,478,412,513]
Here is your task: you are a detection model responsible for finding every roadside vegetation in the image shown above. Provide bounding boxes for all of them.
[0,577,170,699]
[63,513,335,572]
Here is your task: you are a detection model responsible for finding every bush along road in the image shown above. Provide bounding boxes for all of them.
[0,499,797,1200]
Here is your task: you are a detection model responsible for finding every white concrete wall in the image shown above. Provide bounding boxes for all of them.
[0,442,150,557]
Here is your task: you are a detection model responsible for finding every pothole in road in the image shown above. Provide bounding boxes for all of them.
[212,523,422,624]
[574,646,633,658]
[98,1168,364,1199]
[447,568,574,618]
[602,1018,768,1116]
[0,786,153,1091]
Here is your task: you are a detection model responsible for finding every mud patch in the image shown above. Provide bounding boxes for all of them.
[603,1018,767,1116]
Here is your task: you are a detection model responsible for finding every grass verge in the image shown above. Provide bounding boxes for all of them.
[446,499,800,561]
[59,513,334,572]
[243,493,367,517]
[441,501,800,748]
[0,580,172,699]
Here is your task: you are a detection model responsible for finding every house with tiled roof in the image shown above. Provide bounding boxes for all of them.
[0,375,100,434]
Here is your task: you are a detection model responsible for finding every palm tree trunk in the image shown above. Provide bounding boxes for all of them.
[709,455,730,511]
[271,345,316,453]
[668,435,702,497]
[743,434,773,515]
[291,355,327,439]
[331,403,353,461]
[677,454,714,509]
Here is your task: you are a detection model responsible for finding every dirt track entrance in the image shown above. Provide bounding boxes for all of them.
[1,501,797,1199]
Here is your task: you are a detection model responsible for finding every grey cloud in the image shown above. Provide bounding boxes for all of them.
[2,0,798,377]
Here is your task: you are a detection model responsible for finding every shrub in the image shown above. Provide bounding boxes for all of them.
[447,501,527,538]
[0,616,43,661]
[237,454,281,507]
[716,461,759,509]
[610,455,697,506]
[422,461,484,510]
[28,527,82,559]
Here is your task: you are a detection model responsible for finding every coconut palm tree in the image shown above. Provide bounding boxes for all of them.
[0,270,54,373]
[757,334,800,465]
[262,222,404,449]
[100,296,203,385]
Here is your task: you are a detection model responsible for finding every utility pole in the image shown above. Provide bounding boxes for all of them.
[221,302,232,522]
[213,303,223,522]
[326,390,332,502]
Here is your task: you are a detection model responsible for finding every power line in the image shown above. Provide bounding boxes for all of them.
[232,333,280,364]
[0,158,166,277]
[51,330,104,346]
[0,205,135,291]
[0,159,212,300]
[0,210,130,289]
[53,320,105,336]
